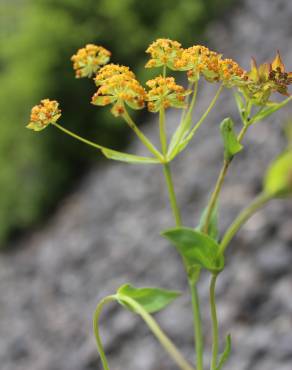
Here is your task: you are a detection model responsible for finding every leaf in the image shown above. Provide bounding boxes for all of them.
[197,203,219,241]
[101,148,160,164]
[233,92,245,118]
[216,334,232,370]
[117,284,181,314]
[220,118,243,160]
[264,150,292,197]
[252,96,292,124]
[162,227,224,273]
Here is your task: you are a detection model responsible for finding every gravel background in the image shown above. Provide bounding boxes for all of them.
[0,0,292,369]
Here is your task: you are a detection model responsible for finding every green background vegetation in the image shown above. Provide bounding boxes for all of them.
[0,0,234,244]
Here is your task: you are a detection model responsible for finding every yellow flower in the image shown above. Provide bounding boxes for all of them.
[94,64,135,86]
[146,76,191,112]
[26,99,61,131]
[71,44,111,78]
[174,45,246,86]
[145,38,183,70]
[92,73,146,117]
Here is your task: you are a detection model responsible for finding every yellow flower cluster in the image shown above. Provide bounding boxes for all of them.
[173,45,246,85]
[145,38,182,70]
[92,67,146,117]
[146,76,190,112]
[26,99,61,131]
[71,44,111,78]
[94,64,135,86]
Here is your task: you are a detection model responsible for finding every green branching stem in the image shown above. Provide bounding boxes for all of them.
[183,84,224,145]
[119,295,196,370]
[203,121,250,234]
[162,158,203,370]
[209,274,219,370]
[159,106,167,155]
[52,122,104,151]
[93,295,116,370]
[122,110,164,161]
[163,163,182,226]
[218,192,273,256]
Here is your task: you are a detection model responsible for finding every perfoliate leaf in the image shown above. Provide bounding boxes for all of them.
[197,203,219,241]
[101,148,160,164]
[117,284,181,314]
[264,150,292,197]
[216,334,232,370]
[220,118,243,160]
[162,227,224,273]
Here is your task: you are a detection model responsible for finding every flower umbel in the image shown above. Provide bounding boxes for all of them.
[145,38,183,70]
[26,99,61,131]
[92,72,146,117]
[146,76,190,112]
[94,64,136,87]
[71,44,111,78]
[174,45,246,86]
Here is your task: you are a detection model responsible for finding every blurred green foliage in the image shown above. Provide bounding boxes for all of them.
[0,0,234,243]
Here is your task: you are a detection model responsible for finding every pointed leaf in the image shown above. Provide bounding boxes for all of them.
[101,148,160,164]
[117,284,181,314]
[162,227,224,273]
[252,96,292,123]
[216,334,232,370]
[197,203,219,241]
[264,150,292,197]
[220,118,243,160]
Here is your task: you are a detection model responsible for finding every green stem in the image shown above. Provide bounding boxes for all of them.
[122,110,164,161]
[189,282,204,370]
[52,122,104,151]
[183,84,223,144]
[203,160,230,234]
[120,295,196,370]
[159,107,167,155]
[203,123,249,234]
[163,163,182,226]
[162,164,204,370]
[209,274,219,370]
[93,295,116,370]
[184,80,199,128]
[219,192,272,256]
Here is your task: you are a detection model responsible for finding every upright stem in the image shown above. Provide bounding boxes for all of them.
[219,192,272,256]
[163,163,182,226]
[159,107,167,155]
[209,274,219,370]
[203,160,230,234]
[189,281,204,370]
[203,124,249,233]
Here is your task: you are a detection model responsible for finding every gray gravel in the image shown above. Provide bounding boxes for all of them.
[0,0,292,369]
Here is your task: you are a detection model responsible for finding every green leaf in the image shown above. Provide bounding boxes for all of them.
[116,284,181,314]
[162,227,224,273]
[220,118,243,160]
[197,203,219,241]
[252,96,292,124]
[216,334,232,370]
[234,92,245,118]
[264,150,292,197]
[101,148,160,164]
